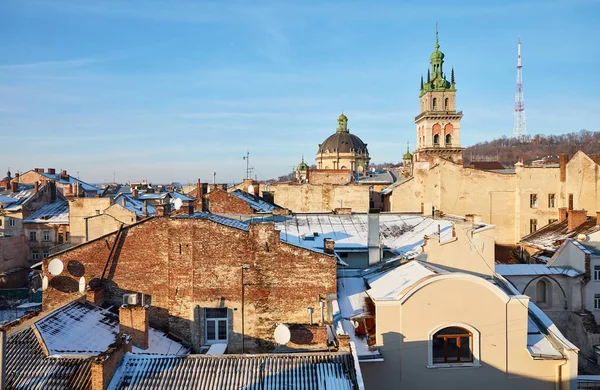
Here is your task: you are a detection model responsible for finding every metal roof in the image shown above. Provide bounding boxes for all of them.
[177,212,250,231]
[229,189,278,213]
[6,326,92,389]
[0,185,37,211]
[114,194,157,217]
[23,201,69,224]
[495,264,583,277]
[107,352,361,390]
[38,171,100,193]
[520,217,600,251]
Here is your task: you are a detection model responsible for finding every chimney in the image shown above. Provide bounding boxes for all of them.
[91,335,131,390]
[47,168,55,175]
[14,173,19,181]
[559,154,569,182]
[323,238,335,254]
[559,207,568,222]
[61,170,68,181]
[132,188,138,200]
[65,184,74,201]
[11,181,18,193]
[121,197,127,207]
[368,208,381,265]
[142,200,148,217]
[568,209,587,231]
[34,181,39,193]
[182,200,194,215]
[119,304,149,349]
[86,286,105,305]
[155,204,170,217]
[596,211,600,226]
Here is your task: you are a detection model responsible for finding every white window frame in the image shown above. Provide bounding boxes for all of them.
[594,265,600,281]
[31,251,40,261]
[428,323,481,369]
[205,308,228,345]
[8,218,15,227]
[595,294,600,310]
[42,230,50,241]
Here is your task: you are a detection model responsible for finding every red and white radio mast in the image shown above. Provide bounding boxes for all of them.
[513,37,527,141]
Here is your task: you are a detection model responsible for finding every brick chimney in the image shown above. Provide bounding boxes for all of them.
[65,184,74,201]
[142,200,148,218]
[324,238,335,254]
[10,181,18,193]
[121,197,127,207]
[61,170,68,181]
[34,181,39,193]
[559,207,568,222]
[181,199,194,215]
[86,286,105,305]
[14,173,19,181]
[155,204,170,217]
[119,304,149,349]
[132,188,138,200]
[568,209,587,231]
[47,168,55,175]
[559,154,569,182]
[90,335,131,390]
[597,211,600,226]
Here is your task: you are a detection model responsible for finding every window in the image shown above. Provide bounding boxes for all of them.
[445,134,452,146]
[42,230,50,241]
[530,219,538,233]
[536,280,547,304]
[29,231,37,242]
[595,294,600,310]
[0,219,2,227]
[432,327,473,364]
[42,249,49,258]
[433,134,440,145]
[8,218,15,227]
[530,194,538,208]
[31,251,40,261]
[432,98,437,110]
[594,265,600,281]
[548,219,558,225]
[548,194,555,208]
[205,308,227,344]
[444,98,449,110]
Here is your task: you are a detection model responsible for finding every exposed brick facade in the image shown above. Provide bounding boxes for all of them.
[306,169,353,185]
[91,335,131,390]
[205,188,254,214]
[119,305,149,349]
[568,209,588,231]
[42,217,336,353]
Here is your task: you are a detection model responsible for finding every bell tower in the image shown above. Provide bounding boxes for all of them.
[414,25,464,165]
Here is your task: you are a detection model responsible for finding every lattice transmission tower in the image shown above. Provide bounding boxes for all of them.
[513,37,527,141]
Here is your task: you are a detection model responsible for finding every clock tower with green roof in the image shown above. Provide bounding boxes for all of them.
[414,26,464,165]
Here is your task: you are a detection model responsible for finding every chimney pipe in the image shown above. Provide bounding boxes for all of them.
[368,208,381,265]
[121,197,127,207]
[11,181,18,193]
[568,209,587,231]
[34,181,39,193]
[319,300,325,325]
[142,200,148,217]
[308,307,314,325]
[132,188,138,200]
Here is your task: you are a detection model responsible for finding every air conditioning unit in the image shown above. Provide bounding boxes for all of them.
[123,293,138,306]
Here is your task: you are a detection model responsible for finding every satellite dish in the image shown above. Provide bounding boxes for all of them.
[42,275,48,291]
[274,323,291,345]
[247,184,255,194]
[577,233,588,242]
[48,258,64,276]
[79,277,86,294]
[173,197,183,210]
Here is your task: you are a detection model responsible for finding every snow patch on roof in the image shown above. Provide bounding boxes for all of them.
[495,264,582,277]
[24,201,69,224]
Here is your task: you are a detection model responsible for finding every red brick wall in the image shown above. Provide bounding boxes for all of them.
[205,188,254,214]
[42,217,336,353]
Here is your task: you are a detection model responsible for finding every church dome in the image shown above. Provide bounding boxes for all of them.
[318,132,368,154]
[297,161,308,171]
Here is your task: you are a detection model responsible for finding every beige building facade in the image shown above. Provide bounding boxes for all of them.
[316,113,370,174]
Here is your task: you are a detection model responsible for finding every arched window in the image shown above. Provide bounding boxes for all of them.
[537,280,547,304]
[445,134,452,146]
[432,98,437,110]
[433,134,440,145]
[432,327,473,364]
[444,98,449,110]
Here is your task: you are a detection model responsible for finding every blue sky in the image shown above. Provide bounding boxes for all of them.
[1,0,598,184]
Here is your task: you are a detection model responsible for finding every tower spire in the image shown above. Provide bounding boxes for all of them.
[435,21,439,50]
[420,75,424,89]
[513,36,527,141]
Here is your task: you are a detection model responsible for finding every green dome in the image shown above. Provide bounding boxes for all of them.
[430,49,444,62]
[403,151,413,160]
[297,161,308,170]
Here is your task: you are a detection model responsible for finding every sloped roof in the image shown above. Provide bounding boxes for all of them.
[38,171,100,193]
[6,326,92,389]
[520,217,600,251]
[177,212,250,231]
[107,352,361,390]
[23,201,69,224]
[229,189,279,213]
[34,301,188,357]
[0,184,37,211]
[495,264,582,277]
[114,194,157,217]
[356,171,396,185]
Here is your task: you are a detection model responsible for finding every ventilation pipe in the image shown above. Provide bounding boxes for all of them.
[368,208,381,265]
[319,301,325,325]
[308,307,314,325]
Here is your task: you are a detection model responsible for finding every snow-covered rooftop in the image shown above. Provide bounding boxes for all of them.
[495,264,582,278]
[229,189,279,212]
[114,193,157,217]
[38,171,101,193]
[34,301,188,357]
[23,201,69,224]
[0,184,36,211]
[520,217,600,252]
